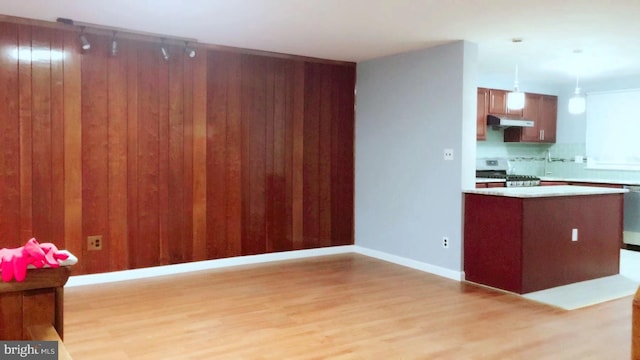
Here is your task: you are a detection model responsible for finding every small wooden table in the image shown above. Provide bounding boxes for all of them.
[0,266,71,340]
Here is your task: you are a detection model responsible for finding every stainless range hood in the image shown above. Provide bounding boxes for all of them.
[487,114,534,128]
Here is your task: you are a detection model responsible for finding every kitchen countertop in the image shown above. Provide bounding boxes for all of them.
[540,176,640,186]
[476,176,640,186]
[464,185,628,198]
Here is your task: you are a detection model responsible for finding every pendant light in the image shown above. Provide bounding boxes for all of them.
[507,64,525,110]
[568,75,586,114]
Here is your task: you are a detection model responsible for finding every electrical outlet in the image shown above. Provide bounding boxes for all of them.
[443,149,454,161]
[87,235,103,250]
[442,236,449,248]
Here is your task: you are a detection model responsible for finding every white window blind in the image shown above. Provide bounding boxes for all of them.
[586,89,640,170]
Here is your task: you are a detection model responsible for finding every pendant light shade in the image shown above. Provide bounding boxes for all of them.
[507,64,525,110]
[568,76,586,115]
[568,93,586,114]
[507,91,525,110]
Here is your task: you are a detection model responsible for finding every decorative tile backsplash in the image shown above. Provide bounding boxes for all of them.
[477,128,640,182]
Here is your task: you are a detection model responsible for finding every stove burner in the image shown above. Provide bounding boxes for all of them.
[504,175,540,187]
[476,172,540,187]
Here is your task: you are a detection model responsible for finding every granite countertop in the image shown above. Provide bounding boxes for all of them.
[476,176,640,186]
[464,185,628,198]
[540,177,640,186]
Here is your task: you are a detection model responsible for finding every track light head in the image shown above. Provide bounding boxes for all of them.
[159,39,169,61]
[110,39,118,56]
[79,34,90,51]
[184,42,196,58]
[110,32,118,56]
[161,46,169,61]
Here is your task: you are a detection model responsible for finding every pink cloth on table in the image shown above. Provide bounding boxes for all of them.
[0,238,69,282]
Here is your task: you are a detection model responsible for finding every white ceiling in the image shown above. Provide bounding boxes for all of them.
[1,0,639,86]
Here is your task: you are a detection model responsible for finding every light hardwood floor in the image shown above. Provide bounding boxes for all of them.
[64,254,633,359]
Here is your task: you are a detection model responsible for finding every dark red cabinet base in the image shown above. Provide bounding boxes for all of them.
[464,193,623,294]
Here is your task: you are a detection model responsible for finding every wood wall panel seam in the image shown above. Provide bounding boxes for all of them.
[191,47,208,261]
[18,24,34,246]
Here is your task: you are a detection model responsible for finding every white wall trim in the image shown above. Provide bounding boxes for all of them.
[66,244,463,287]
[353,245,464,281]
[66,245,355,287]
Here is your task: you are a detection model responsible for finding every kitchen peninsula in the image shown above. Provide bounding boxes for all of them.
[463,185,627,294]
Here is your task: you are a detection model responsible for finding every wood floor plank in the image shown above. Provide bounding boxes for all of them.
[64,254,633,359]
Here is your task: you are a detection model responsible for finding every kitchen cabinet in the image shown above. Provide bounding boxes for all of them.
[487,182,505,188]
[488,89,523,117]
[477,87,558,143]
[477,88,489,140]
[504,93,557,143]
[464,190,623,294]
[568,181,624,189]
[540,95,557,142]
[475,181,506,188]
[540,181,569,186]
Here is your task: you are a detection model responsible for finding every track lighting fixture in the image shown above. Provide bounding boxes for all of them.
[57,17,200,59]
[79,28,91,51]
[160,40,169,61]
[110,31,118,56]
[184,41,196,58]
[184,42,196,58]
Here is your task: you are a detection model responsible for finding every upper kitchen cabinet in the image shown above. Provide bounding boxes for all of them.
[504,93,557,143]
[477,88,489,140]
[488,89,524,117]
[539,95,557,143]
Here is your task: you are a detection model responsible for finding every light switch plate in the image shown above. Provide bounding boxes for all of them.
[571,228,578,241]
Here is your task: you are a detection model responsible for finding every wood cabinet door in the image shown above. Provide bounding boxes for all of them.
[521,93,543,142]
[540,95,557,143]
[489,89,523,117]
[489,89,507,114]
[504,93,557,143]
[477,88,488,140]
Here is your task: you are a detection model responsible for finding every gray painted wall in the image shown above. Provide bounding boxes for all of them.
[355,41,478,273]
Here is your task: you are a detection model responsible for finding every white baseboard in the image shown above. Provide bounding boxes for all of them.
[66,245,355,287]
[353,245,464,281]
[66,244,462,287]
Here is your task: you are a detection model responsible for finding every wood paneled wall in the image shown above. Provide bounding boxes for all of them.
[0,20,355,275]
